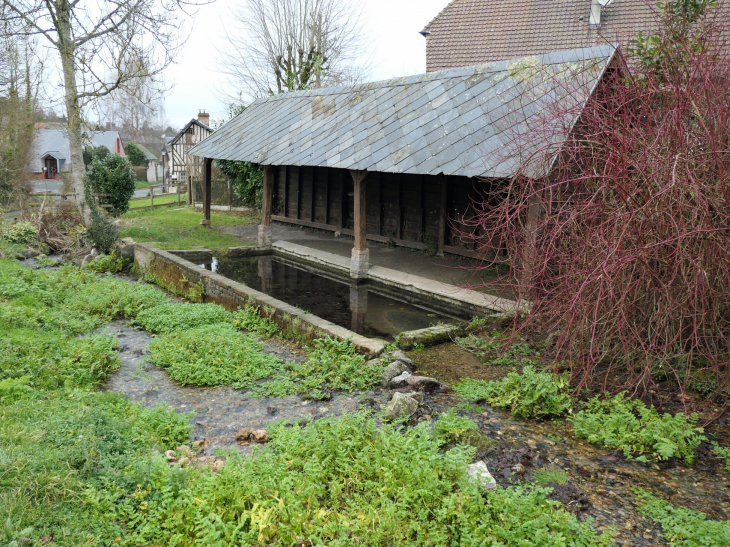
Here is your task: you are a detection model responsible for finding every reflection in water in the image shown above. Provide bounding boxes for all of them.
[204,257,462,339]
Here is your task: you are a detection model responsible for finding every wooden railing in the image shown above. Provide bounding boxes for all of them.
[27,182,186,212]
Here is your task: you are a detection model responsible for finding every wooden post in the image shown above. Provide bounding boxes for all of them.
[200,158,212,226]
[187,175,193,205]
[258,165,274,245]
[177,182,181,206]
[437,174,447,257]
[150,185,154,210]
[349,169,369,279]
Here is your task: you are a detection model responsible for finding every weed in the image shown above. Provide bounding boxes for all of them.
[2,220,39,245]
[635,489,730,546]
[87,253,131,273]
[131,302,231,333]
[533,466,570,486]
[147,323,282,389]
[412,342,425,352]
[232,305,279,337]
[570,393,705,464]
[454,366,572,419]
[434,409,495,450]
[713,444,730,472]
[81,412,612,546]
[456,332,540,367]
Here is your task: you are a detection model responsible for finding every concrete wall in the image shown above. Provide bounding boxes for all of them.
[133,243,385,356]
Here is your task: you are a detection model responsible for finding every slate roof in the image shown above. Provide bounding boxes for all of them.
[421,0,656,72]
[32,129,125,172]
[169,119,212,146]
[190,45,616,180]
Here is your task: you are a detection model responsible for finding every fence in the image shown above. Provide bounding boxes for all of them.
[192,178,249,210]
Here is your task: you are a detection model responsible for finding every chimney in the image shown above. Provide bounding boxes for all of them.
[105,121,112,131]
[198,110,210,127]
[589,0,602,26]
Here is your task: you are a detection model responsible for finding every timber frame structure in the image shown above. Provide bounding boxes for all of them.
[190,45,617,279]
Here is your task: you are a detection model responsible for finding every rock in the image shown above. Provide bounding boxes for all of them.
[266,406,278,415]
[164,450,177,462]
[176,445,192,457]
[112,219,122,226]
[21,248,40,259]
[191,439,208,450]
[384,392,419,421]
[236,427,253,441]
[358,397,380,411]
[405,375,441,391]
[120,244,135,259]
[402,391,424,403]
[80,254,93,267]
[381,359,410,386]
[511,463,526,476]
[90,247,98,257]
[390,370,412,385]
[120,237,134,245]
[212,459,225,473]
[251,429,269,443]
[467,461,497,490]
[386,350,416,368]
[177,456,190,467]
[37,253,47,260]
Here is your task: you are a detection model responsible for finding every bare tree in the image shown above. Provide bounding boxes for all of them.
[0,0,193,222]
[217,0,369,99]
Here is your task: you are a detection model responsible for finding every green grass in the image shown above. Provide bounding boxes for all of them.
[134,180,162,189]
[127,192,181,209]
[119,206,259,250]
[533,466,571,486]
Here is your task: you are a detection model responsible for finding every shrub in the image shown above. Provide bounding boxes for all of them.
[454,366,572,419]
[131,302,232,332]
[2,221,39,245]
[83,144,110,168]
[217,159,263,208]
[635,489,730,546]
[123,142,147,167]
[570,393,705,464]
[435,409,481,445]
[84,153,136,216]
[84,412,612,546]
[146,323,283,389]
[457,0,730,402]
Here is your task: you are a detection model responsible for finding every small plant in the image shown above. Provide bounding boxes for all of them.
[131,302,232,333]
[232,305,279,337]
[454,366,572,419]
[570,393,706,464]
[87,253,130,273]
[412,342,425,353]
[635,489,730,546]
[435,409,481,446]
[712,444,730,473]
[2,220,39,245]
[4,518,34,547]
[532,466,570,486]
[147,323,283,389]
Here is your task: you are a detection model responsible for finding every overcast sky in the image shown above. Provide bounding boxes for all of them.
[163,0,448,129]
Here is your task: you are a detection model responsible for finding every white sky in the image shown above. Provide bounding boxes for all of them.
[163,0,448,129]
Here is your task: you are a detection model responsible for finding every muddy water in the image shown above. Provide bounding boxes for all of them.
[102,320,392,454]
[412,343,730,546]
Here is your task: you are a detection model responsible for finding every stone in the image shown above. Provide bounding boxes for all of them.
[467,461,497,490]
[405,375,441,390]
[90,247,98,257]
[120,237,135,245]
[390,370,412,386]
[386,350,416,368]
[164,450,177,462]
[350,248,369,279]
[212,460,225,473]
[402,391,424,403]
[191,439,208,450]
[176,445,192,457]
[384,392,419,421]
[251,429,269,443]
[21,248,40,259]
[80,254,93,267]
[177,456,190,467]
[511,463,526,476]
[112,219,122,226]
[381,359,410,386]
[120,244,135,259]
[236,427,253,441]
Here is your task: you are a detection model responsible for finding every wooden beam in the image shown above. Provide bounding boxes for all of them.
[296,167,301,220]
[437,174,447,256]
[350,170,368,251]
[396,174,402,240]
[262,165,274,226]
[200,158,212,226]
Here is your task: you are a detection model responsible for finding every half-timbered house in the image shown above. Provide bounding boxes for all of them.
[168,111,212,202]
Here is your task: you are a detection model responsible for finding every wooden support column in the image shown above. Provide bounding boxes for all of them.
[200,158,212,226]
[437,174,448,257]
[258,164,274,246]
[349,169,369,279]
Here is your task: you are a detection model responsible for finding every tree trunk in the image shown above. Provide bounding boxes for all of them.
[57,0,90,224]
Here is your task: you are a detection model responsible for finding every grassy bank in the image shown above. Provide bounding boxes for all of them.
[119,206,259,251]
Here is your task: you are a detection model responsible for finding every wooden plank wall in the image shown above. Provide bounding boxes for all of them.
[271,165,496,258]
